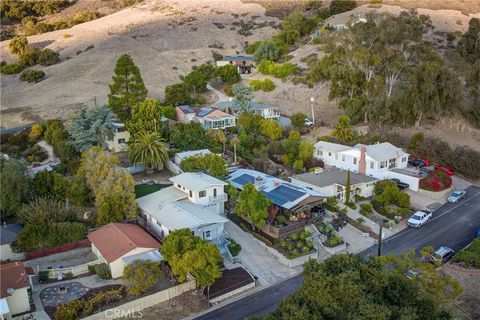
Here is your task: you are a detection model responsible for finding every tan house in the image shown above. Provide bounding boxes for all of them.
[88,223,162,279]
[106,122,130,153]
[0,262,33,319]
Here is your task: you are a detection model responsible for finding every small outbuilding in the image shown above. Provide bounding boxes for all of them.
[88,223,162,279]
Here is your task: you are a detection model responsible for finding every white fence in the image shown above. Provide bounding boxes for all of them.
[82,278,196,320]
[39,259,105,279]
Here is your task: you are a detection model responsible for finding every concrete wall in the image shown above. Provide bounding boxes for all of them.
[417,186,453,200]
[110,247,158,279]
[0,244,25,261]
[387,171,420,191]
[5,287,30,318]
[82,279,196,320]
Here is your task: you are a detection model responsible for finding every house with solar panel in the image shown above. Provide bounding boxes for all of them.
[175,105,236,130]
[226,169,326,238]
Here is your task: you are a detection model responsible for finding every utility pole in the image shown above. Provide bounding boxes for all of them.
[377,223,383,257]
[310,96,315,125]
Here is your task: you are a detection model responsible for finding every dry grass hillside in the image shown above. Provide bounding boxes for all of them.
[0,0,279,128]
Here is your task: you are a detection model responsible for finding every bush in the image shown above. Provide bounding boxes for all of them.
[9,36,28,55]
[419,170,452,192]
[347,202,356,210]
[216,64,240,85]
[329,0,357,15]
[452,238,480,268]
[0,62,25,74]
[227,238,242,256]
[360,203,373,213]
[87,265,96,274]
[291,112,306,127]
[276,215,287,224]
[257,60,297,79]
[409,132,424,151]
[20,69,45,83]
[357,217,365,224]
[253,41,282,62]
[250,78,275,92]
[224,84,234,96]
[37,48,60,66]
[54,300,84,320]
[94,263,112,280]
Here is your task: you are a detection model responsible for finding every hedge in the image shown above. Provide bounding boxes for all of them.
[0,62,25,74]
[257,60,297,79]
[250,78,275,92]
[452,238,480,268]
[20,69,45,83]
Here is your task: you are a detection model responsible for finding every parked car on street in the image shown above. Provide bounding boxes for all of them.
[427,246,455,264]
[434,164,454,176]
[304,118,314,127]
[447,190,467,203]
[407,210,432,228]
[390,178,409,190]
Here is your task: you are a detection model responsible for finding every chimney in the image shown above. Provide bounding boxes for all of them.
[359,146,367,174]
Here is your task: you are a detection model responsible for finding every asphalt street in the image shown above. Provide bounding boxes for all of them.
[194,185,480,320]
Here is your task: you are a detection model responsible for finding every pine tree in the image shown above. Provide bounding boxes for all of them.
[345,169,351,204]
[108,54,148,121]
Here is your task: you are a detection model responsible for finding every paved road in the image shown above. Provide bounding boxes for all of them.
[194,185,480,320]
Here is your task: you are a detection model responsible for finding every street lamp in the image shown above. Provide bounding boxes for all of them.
[310,96,315,125]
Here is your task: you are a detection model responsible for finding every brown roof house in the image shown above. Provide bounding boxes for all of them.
[0,262,34,319]
[88,223,162,279]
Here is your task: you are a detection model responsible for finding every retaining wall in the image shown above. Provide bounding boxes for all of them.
[82,279,196,320]
[417,186,452,200]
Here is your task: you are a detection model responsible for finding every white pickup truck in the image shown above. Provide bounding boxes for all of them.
[407,210,432,228]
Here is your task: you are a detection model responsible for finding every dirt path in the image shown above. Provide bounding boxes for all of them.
[37,140,58,164]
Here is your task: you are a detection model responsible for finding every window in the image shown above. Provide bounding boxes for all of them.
[353,158,357,165]
[380,161,387,169]
[342,155,345,162]
[177,184,181,188]
[328,152,332,157]
[204,230,211,239]
[402,156,407,162]
[370,162,374,169]
[118,138,126,144]
[199,190,206,198]
[189,190,192,197]
[116,127,125,133]
[213,188,217,197]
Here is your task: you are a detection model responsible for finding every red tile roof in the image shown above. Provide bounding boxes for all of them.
[0,262,30,298]
[87,223,160,263]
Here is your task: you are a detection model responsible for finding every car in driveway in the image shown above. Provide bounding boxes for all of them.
[304,118,314,127]
[428,246,455,263]
[447,190,467,203]
[390,178,409,190]
[435,164,454,176]
[407,210,432,228]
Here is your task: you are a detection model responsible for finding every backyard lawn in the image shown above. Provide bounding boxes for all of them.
[135,184,170,198]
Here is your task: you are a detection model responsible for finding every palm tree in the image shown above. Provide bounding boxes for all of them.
[129,132,168,173]
[230,135,239,164]
[331,115,355,143]
[207,129,226,155]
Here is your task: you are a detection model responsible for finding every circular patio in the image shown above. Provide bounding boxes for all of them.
[40,282,89,306]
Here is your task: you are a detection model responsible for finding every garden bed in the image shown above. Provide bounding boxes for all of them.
[315,223,345,248]
[273,230,315,259]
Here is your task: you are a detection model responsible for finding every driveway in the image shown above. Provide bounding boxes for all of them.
[224,221,299,286]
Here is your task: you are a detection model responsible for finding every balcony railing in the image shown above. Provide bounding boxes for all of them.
[209,193,227,204]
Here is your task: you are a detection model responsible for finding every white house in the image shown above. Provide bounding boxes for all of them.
[216,55,254,74]
[291,168,378,203]
[106,121,130,152]
[0,262,34,319]
[87,223,162,279]
[0,224,24,261]
[137,172,229,247]
[313,141,416,190]
[214,101,280,120]
[174,149,212,166]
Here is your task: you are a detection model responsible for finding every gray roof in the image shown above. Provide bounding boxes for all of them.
[213,100,271,112]
[292,168,378,188]
[221,55,253,62]
[0,224,23,245]
[178,105,195,114]
[170,172,227,191]
[314,141,352,153]
[354,142,407,162]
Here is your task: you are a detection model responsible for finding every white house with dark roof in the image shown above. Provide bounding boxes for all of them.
[216,55,254,74]
[313,141,417,190]
[291,168,378,203]
[137,172,229,246]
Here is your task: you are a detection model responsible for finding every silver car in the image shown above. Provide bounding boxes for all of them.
[448,190,467,203]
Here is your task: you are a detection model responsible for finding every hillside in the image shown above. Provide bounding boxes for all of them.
[0,0,279,128]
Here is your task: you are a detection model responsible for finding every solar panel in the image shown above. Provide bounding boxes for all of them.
[262,191,288,206]
[197,107,212,117]
[232,174,255,186]
[272,185,305,202]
